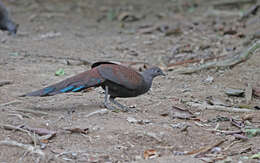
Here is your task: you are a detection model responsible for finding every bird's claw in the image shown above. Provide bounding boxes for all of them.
[103,102,134,112]
[104,102,115,110]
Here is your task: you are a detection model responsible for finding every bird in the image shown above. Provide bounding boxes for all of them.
[22,62,165,111]
[0,1,18,34]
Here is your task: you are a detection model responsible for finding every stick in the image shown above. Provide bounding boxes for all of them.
[85,109,108,118]
[173,40,260,74]
[245,83,252,104]
[14,108,48,116]
[0,100,22,107]
[187,102,254,113]
[0,123,40,145]
[167,55,225,70]
[0,140,45,156]
[192,140,225,157]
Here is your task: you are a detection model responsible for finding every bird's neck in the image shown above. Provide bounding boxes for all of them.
[142,73,153,89]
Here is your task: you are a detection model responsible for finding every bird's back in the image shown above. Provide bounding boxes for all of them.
[97,64,150,98]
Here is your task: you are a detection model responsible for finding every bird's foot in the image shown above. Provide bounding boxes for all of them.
[104,102,115,110]
[103,101,137,112]
[118,105,130,112]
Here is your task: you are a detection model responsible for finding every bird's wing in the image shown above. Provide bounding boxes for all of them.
[91,61,116,68]
[25,69,105,96]
[97,64,144,90]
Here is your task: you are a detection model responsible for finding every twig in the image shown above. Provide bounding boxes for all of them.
[192,140,225,157]
[245,83,252,104]
[0,123,40,145]
[187,102,254,113]
[173,40,260,74]
[8,111,34,119]
[14,108,48,116]
[0,100,22,107]
[240,3,260,20]
[204,128,242,135]
[223,140,241,151]
[0,140,45,156]
[0,123,28,133]
[167,55,225,70]
[22,126,56,136]
[143,131,162,142]
[233,134,249,141]
[85,109,109,118]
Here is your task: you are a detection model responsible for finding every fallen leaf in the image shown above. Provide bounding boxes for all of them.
[118,12,139,22]
[225,88,244,97]
[242,114,254,121]
[253,87,260,98]
[206,96,228,106]
[245,128,260,138]
[251,152,260,159]
[55,68,65,76]
[171,106,195,119]
[163,27,182,36]
[127,117,138,123]
[40,139,49,143]
[65,128,89,134]
[143,149,158,159]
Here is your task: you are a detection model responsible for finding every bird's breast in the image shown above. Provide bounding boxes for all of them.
[101,81,148,98]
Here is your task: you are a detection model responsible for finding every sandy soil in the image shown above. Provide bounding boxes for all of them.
[0,0,260,162]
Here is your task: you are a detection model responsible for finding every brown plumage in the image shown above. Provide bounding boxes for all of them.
[23,62,165,111]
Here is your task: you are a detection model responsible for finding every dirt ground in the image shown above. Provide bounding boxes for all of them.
[0,0,260,162]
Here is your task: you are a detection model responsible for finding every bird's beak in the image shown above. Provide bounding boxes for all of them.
[161,72,166,76]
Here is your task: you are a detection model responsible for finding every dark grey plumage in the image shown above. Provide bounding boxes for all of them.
[0,1,18,34]
[23,62,165,111]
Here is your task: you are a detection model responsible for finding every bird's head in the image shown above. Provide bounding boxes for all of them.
[6,21,18,35]
[143,67,165,78]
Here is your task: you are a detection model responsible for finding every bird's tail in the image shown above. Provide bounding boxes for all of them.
[23,70,104,97]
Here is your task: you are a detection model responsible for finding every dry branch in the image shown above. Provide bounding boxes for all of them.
[187,102,254,113]
[0,123,40,145]
[187,139,225,157]
[0,100,22,107]
[0,140,45,156]
[85,109,109,118]
[172,40,260,74]
[14,108,48,116]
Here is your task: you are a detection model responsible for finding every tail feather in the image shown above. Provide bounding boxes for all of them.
[26,86,56,96]
[25,83,87,97]
[24,69,104,97]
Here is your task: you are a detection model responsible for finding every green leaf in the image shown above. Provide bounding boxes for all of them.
[55,68,65,76]
[245,128,260,138]
[251,152,260,159]
[10,52,19,56]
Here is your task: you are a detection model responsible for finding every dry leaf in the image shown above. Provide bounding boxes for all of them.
[144,149,158,159]
[171,106,195,119]
[253,87,260,98]
[65,128,89,134]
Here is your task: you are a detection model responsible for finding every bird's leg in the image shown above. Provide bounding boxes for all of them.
[103,86,114,110]
[109,97,130,112]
